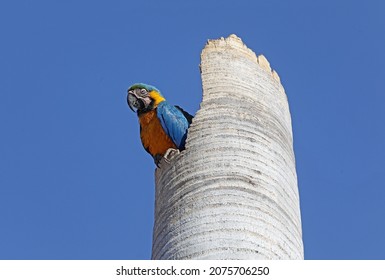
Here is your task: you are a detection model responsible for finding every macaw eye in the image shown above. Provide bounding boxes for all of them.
[140,89,147,95]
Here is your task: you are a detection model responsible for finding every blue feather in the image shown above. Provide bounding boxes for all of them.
[157,102,190,149]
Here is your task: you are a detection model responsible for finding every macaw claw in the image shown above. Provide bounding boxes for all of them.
[154,149,180,168]
[163,148,180,163]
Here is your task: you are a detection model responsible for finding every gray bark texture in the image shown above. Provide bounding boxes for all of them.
[152,35,304,260]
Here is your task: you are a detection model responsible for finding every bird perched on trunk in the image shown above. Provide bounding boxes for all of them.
[127,83,193,166]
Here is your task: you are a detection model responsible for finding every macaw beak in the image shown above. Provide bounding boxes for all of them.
[127,88,153,112]
[127,93,139,112]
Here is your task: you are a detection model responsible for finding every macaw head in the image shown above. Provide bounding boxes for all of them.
[127,83,165,114]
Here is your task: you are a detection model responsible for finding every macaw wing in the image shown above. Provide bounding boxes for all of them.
[157,102,190,149]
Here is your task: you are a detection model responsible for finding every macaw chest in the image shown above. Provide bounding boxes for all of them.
[138,110,177,156]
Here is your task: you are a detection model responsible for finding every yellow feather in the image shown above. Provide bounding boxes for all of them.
[149,90,165,106]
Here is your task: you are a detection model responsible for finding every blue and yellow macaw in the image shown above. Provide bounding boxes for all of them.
[127,83,193,166]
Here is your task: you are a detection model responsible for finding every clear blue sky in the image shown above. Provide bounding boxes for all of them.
[0,0,384,260]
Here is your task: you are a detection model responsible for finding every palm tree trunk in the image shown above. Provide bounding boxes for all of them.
[152,35,303,259]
